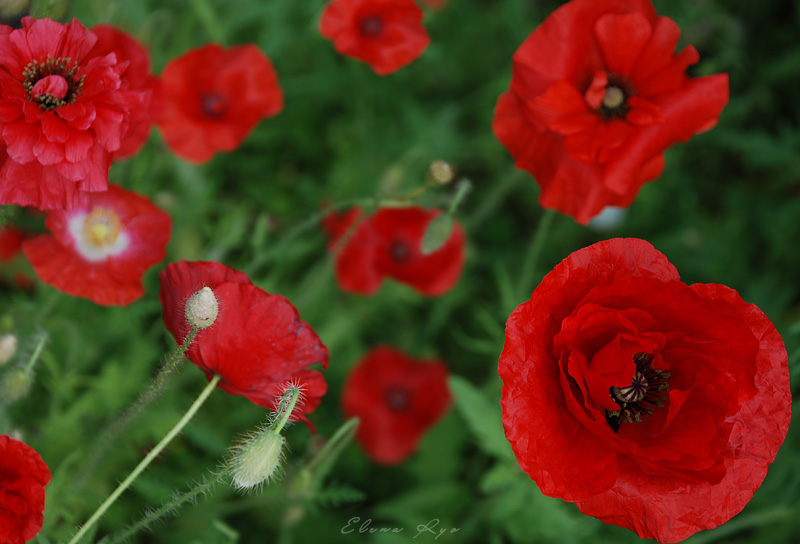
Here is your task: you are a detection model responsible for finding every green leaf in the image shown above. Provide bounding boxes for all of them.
[448,375,515,462]
[420,213,455,255]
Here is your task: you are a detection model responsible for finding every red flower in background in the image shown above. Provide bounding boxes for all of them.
[0,225,24,261]
[499,238,790,542]
[159,261,329,427]
[322,206,465,296]
[0,17,150,210]
[156,43,283,164]
[89,24,159,160]
[342,346,451,464]
[320,0,430,75]
[493,0,729,224]
[0,435,51,544]
[21,183,170,305]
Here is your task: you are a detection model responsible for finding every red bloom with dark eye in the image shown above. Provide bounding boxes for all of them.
[342,346,451,464]
[0,17,151,210]
[159,261,329,427]
[0,435,51,544]
[21,183,171,306]
[156,43,283,164]
[499,238,791,542]
[322,206,465,296]
[89,24,159,160]
[320,0,430,75]
[492,0,729,224]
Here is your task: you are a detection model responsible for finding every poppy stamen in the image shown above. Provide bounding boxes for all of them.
[606,352,669,432]
[23,56,85,110]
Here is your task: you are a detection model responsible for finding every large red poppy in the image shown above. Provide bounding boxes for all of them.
[499,238,791,542]
[156,43,283,164]
[492,0,729,224]
[159,261,329,426]
[320,0,430,75]
[342,346,451,464]
[21,183,171,306]
[0,17,150,210]
[89,24,159,160]
[322,206,465,296]
[0,435,51,544]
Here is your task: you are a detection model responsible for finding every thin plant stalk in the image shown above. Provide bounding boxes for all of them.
[516,208,557,301]
[67,374,221,544]
[71,328,200,493]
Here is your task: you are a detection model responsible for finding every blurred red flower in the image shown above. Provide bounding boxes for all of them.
[499,238,790,542]
[156,43,283,164]
[322,206,465,296]
[0,17,150,210]
[342,346,451,464]
[89,24,159,160]
[21,183,171,305]
[159,261,329,426]
[0,225,25,261]
[493,0,729,224]
[320,0,430,75]
[0,435,51,544]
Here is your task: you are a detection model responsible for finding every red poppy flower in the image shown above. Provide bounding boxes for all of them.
[156,43,283,164]
[342,346,451,464]
[492,0,729,224]
[322,206,465,296]
[89,24,159,160]
[21,183,170,306]
[0,435,51,544]
[0,17,151,210]
[499,238,790,542]
[159,261,329,426]
[320,0,430,75]
[0,225,24,261]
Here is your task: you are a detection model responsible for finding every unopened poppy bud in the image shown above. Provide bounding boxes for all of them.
[2,369,32,403]
[230,428,285,491]
[428,160,454,185]
[185,287,218,330]
[0,333,17,365]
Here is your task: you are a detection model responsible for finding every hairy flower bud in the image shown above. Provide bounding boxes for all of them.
[0,333,17,365]
[185,287,218,330]
[2,369,32,403]
[230,428,285,491]
[428,160,454,185]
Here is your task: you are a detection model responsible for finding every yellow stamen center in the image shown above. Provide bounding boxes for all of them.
[82,207,121,248]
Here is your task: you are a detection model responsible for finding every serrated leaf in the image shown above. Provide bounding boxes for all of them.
[448,375,516,462]
[420,213,454,254]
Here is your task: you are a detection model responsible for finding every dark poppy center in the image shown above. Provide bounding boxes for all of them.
[360,16,383,37]
[389,240,410,263]
[384,385,412,412]
[597,75,633,121]
[201,92,229,118]
[23,57,85,111]
[605,352,670,432]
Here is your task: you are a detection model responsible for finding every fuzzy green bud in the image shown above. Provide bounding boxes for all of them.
[428,160,454,185]
[2,369,32,403]
[185,287,218,330]
[230,428,285,491]
[0,333,16,365]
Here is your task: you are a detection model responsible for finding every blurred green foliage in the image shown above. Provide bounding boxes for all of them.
[2,0,800,543]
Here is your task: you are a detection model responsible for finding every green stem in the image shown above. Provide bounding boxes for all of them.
[516,208,557,301]
[71,328,199,493]
[23,332,47,374]
[68,374,221,544]
[96,470,227,544]
[272,387,301,434]
[303,417,360,481]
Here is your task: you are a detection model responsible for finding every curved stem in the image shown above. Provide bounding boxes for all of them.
[68,374,221,544]
[516,208,557,301]
[71,328,199,493]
